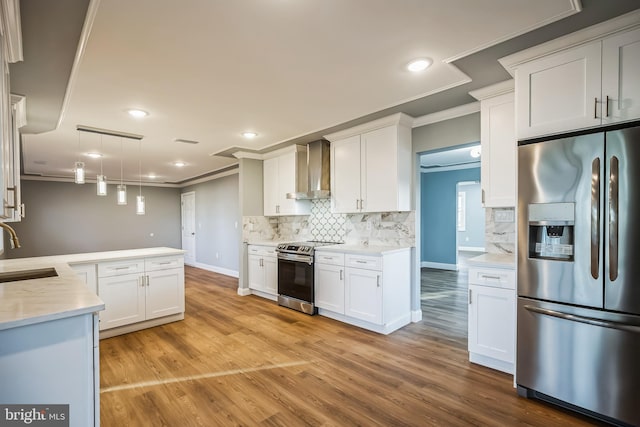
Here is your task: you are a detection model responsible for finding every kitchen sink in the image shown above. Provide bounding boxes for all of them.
[0,267,58,283]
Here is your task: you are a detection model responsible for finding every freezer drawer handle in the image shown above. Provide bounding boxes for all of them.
[524,305,640,334]
[609,156,619,281]
[590,157,600,280]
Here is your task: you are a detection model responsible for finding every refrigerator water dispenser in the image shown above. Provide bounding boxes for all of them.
[528,203,574,261]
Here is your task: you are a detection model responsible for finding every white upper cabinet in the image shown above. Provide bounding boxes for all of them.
[470,81,516,208]
[326,113,412,214]
[501,12,640,139]
[263,145,310,216]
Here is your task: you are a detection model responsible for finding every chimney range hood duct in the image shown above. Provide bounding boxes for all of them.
[287,139,331,200]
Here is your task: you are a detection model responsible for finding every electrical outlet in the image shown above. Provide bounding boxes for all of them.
[366,221,372,231]
[495,209,515,223]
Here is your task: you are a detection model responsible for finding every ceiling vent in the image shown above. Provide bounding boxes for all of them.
[174,138,199,145]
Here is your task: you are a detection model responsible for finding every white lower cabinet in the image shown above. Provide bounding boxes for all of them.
[97,254,185,335]
[248,245,277,297]
[315,248,410,334]
[467,265,515,374]
[70,263,98,294]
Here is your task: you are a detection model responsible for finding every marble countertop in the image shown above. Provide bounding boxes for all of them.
[467,253,515,269]
[316,244,412,256]
[0,247,184,331]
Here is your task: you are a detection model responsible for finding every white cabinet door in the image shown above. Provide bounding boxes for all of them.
[331,134,362,213]
[146,268,185,320]
[362,125,399,213]
[98,273,145,330]
[516,41,602,139]
[468,284,515,364]
[70,263,98,294]
[248,255,265,291]
[345,267,382,324]
[315,263,344,314]
[263,156,279,216]
[481,92,516,207]
[263,256,278,295]
[602,27,640,125]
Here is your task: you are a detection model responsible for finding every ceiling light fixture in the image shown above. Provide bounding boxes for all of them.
[86,152,102,159]
[470,146,482,158]
[174,161,186,167]
[242,131,258,139]
[117,137,127,205]
[74,130,85,184]
[127,109,148,118]
[407,58,433,72]
[136,140,145,215]
[96,135,107,196]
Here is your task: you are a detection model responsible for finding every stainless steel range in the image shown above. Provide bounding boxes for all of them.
[276,241,339,315]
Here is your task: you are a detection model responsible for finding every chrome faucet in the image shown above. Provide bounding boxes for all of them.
[0,222,20,248]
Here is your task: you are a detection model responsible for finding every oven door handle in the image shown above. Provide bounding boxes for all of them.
[277,253,313,265]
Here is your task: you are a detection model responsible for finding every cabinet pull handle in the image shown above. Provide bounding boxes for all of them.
[481,189,485,204]
[480,274,502,280]
[605,95,610,118]
[376,275,380,287]
[139,276,145,287]
[157,261,172,265]
[260,258,263,267]
[146,275,150,286]
[5,187,16,209]
[356,260,367,264]
[469,289,472,304]
[360,199,364,210]
[356,199,359,210]
[594,97,598,119]
[340,269,343,280]
[115,266,130,270]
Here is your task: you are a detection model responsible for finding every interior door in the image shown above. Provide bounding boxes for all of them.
[605,126,640,315]
[181,192,196,265]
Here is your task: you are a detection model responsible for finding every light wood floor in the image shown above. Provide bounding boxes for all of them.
[100,266,602,426]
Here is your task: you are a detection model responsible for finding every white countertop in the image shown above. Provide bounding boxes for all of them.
[245,240,282,247]
[0,247,184,331]
[317,244,412,256]
[467,253,515,269]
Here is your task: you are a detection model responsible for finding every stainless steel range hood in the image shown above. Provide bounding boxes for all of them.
[287,140,330,200]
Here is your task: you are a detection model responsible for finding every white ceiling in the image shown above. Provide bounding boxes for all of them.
[20,0,584,184]
[420,144,480,169]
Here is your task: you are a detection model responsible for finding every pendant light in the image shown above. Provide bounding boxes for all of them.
[136,139,145,215]
[74,130,85,184]
[116,137,127,205]
[96,135,107,196]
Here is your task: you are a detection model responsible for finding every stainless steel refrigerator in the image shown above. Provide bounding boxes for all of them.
[517,124,640,426]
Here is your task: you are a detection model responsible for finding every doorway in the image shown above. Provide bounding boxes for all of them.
[181,191,196,266]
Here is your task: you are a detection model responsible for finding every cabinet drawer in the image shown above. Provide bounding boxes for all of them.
[315,251,345,266]
[345,254,382,271]
[98,259,144,278]
[248,245,277,257]
[145,255,184,272]
[468,267,515,289]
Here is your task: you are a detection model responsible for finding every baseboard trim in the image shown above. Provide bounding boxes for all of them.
[237,287,251,296]
[99,313,184,339]
[411,309,423,323]
[458,246,485,252]
[421,261,457,271]
[469,352,514,375]
[193,262,239,278]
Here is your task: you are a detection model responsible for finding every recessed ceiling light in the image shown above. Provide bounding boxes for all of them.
[174,161,186,167]
[242,131,258,139]
[470,146,482,158]
[86,152,103,158]
[147,173,157,179]
[407,58,432,72]
[127,109,148,118]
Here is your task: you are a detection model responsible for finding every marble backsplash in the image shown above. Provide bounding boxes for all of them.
[485,207,516,254]
[243,199,415,247]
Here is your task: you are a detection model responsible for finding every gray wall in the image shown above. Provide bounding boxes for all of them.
[182,173,240,273]
[3,180,181,258]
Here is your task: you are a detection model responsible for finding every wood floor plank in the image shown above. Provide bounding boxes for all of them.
[99,265,604,426]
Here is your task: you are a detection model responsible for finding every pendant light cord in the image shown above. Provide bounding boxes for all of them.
[138,139,142,196]
[100,135,104,175]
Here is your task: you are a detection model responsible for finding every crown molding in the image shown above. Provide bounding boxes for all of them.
[499,8,640,77]
[323,112,414,142]
[232,151,263,160]
[10,94,26,128]
[1,0,23,62]
[468,80,515,101]
[262,144,307,160]
[412,102,480,128]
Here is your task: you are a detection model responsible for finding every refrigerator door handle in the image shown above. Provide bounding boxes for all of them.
[524,305,640,334]
[609,156,619,282]
[591,158,600,280]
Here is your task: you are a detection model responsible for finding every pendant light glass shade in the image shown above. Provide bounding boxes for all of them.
[97,175,107,196]
[117,184,127,205]
[136,195,145,215]
[74,161,85,184]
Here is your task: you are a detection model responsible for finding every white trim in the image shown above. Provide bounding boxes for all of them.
[56,0,101,129]
[10,94,26,128]
[411,309,423,323]
[412,102,480,128]
[262,144,306,160]
[1,0,22,62]
[469,352,514,375]
[249,289,278,301]
[420,162,480,173]
[237,287,251,296]
[20,174,183,188]
[99,313,184,339]
[421,261,457,271]
[323,112,413,142]
[458,246,485,252]
[318,309,411,335]
[499,8,640,76]
[468,80,514,101]
[192,262,239,278]
[443,0,582,64]
[231,151,263,160]
[179,167,239,187]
